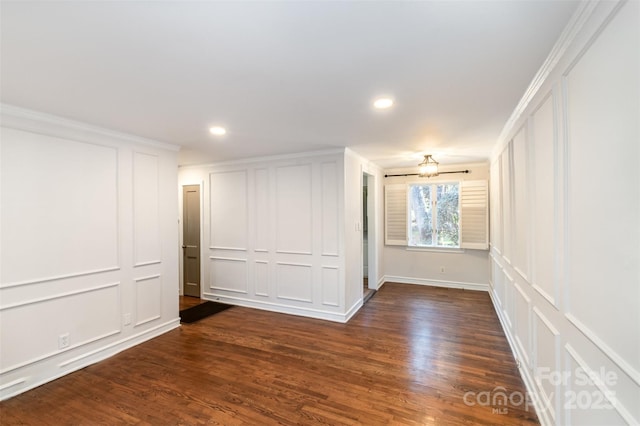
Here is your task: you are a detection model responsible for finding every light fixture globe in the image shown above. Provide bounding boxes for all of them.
[418,154,439,178]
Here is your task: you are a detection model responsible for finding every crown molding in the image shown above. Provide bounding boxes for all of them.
[178,147,346,169]
[0,103,180,152]
[492,0,599,159]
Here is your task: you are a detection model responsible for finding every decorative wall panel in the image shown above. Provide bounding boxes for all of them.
[276,262,312,302]
[321,266,339,307]
[321,162,339,256]
[210,257,248,294]
[210,170,248,250]
[133,152,160,266]
[275,164,312,254]
[1,128,118,286]
[134,275,161,326]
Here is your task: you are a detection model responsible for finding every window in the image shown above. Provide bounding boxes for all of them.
[408,182,459,248]
[385,180,489,250]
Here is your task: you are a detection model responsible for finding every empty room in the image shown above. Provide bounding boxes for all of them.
[0,1,638,425]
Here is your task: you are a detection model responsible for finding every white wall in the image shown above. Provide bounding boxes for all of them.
[179,150,370,322]
[343,149,385,311]
[383,162,490,290]
[0,105,180,400]
[489,1,639,424]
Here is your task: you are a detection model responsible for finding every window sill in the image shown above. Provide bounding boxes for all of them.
[405,246,465,254]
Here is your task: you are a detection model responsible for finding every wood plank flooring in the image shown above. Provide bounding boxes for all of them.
[0,283,538,425]
[180,295,205,311]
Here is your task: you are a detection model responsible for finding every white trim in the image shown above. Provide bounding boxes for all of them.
[382,275,489,292]
[275,250,313,255]
[405,247,464,254]
[493,1,599,157]
[0,319,180,401]
[0,282,120,311]
[133,274,161,283]
[488,289,550,426]
[133,260,161,268]
[532,307,561,425]
[0,378,26,392]
[179,148,344,169]
[1,327,121,375]
[344,298,363,322]
[565,344,636,425]
[565,313,640,386]
[209,246,247,251]
[202,293,357,323]
[0,103,180,152]
[0,266,120,289]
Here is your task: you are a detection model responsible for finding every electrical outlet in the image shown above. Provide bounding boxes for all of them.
[58,333,70,349]
[123,313,132,326]
[440,266,446,273]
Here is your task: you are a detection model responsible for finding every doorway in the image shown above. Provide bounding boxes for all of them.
[182,185,201,299]
[362,172,376,303]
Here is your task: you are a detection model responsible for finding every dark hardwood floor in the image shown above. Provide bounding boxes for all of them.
[0,283,538,425]
[180,295,205,311]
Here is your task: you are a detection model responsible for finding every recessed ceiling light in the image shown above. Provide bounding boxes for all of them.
[373,97,394,109]
[209,126,226,136]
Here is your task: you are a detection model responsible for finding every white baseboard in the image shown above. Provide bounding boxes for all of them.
[487,286,552,426]
[202,293,359,323]
[1,319,180,401]
[383,275,489,292]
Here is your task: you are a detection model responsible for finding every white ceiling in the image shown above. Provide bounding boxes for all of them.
[1,1,579,168]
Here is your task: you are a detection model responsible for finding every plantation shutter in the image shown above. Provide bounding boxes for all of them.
[460,180,489,250]
[385,184,407,245]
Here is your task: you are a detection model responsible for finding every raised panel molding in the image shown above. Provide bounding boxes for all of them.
[565,313,640,387]
[530,90,558,309]
[0,104,180,402]
[133,151,161,266]
[0,267,120,290]
[0,282,119,311]
[134,274,162,327]
[209,257,248,294]
[321,266,340,307]
[1,128,119,286]
[513,282,532,367]
[276,262,312,303]
[532,308,560,423]
[209,170,248,251]
[511,125,530,281]
[254,260,269,297]
[0,378,27,393]
[0,283,121,374]
[321,161,339,256]
[500,144,513,264]
[488,2,639,425]
[562,0,639,379]
[502,271,514,330]
[490,257,504,308]
[254,168,270,251]
[564,344,631,425]
[275,164,312,255]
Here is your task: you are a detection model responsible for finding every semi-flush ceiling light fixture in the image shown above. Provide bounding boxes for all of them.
[209,126,226,136]
[418,154,439,178]
[373,97,394,109]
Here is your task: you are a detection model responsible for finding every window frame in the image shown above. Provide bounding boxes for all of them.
[407,180,461,249]
[384,179,488,250]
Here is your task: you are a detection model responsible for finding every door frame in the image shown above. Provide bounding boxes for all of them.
[361,169,378,292]
[179,181,204,297]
